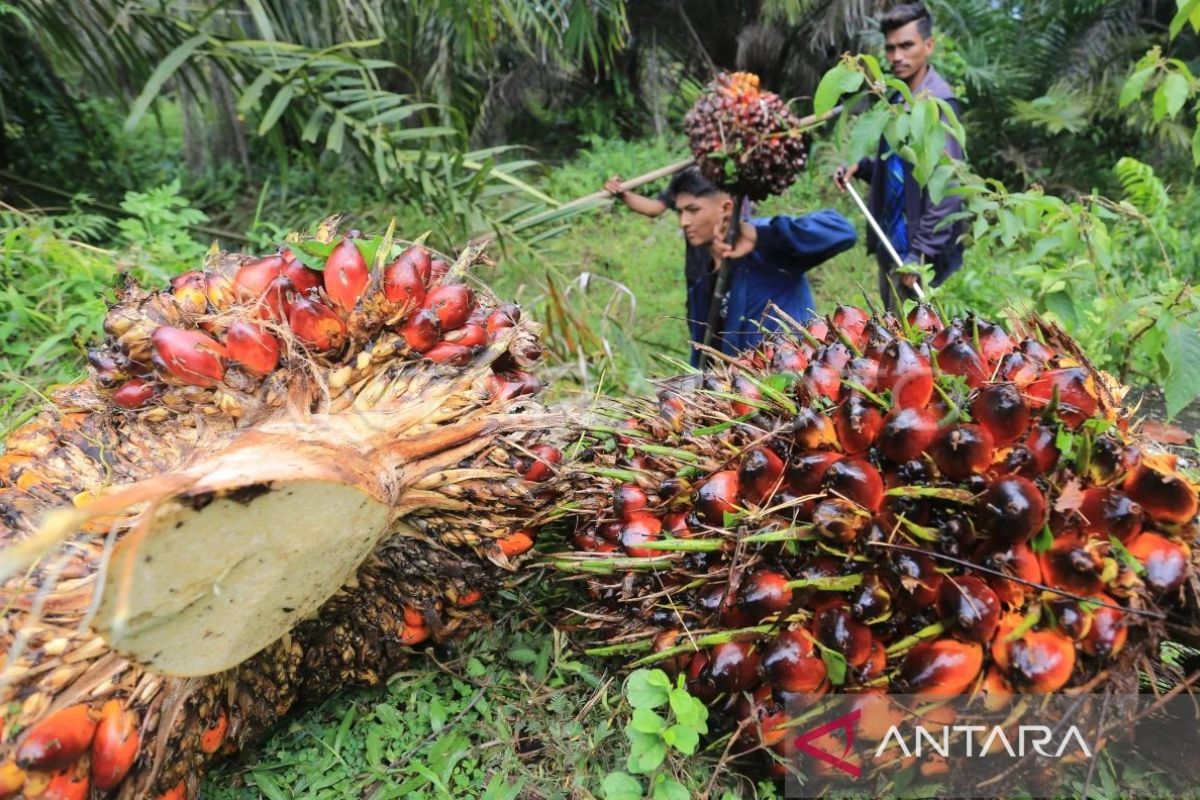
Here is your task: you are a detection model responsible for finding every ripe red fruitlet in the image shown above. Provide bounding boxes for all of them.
[816,341,854,372]
[848,571,893,622]
[256,274,296,322]
[484,369,542,402]
[429,257,451,284]
[685,651,718,703]
[813,498,870,542]
[978,542,1042,606]
[694,470,740,525]
[39,767,89,800]
[879,339,933,409]
[997,351,1040,386]
[90,700,139,790]
[705,641,761,694]
[1048,598,1093,640]
[822,457,884,511]
[834,393,885,455]
[445,322,487,348]
[937,575,1000,643]
[282,259,322,296]
[486,303,521,337]
[791,407,837,450]
[498,529,535,558]
[762,628,827,692]
[613,484,649,520]
[424,285,473,332]
[324,236,369,311]
[224,321,280,375]
[843,356,879,391]
[786,451,842,498]
[199,709,229,754]
[1022,424,1060,475]
[979,475,1047,544]
[519,444,561,483]
[16,704,96,770]
[833,304,870,347]
[878,407,939,463]
[1026,367,1098,428]
[738,447,785,505]
[398,244,432,286]
[769,343,808,372]
[800,362,841,402]
[1005,628,1076,693]
[1122,457,1199,524]
[737,570,793,617]
[971,383,1030,445]
[1081,596,1127,658]
[234,255,285,298]
[288,296,347,351]
[930,424,995,479]
[937,340,989,388]
[424,341,473,365]
[907,303,944,334]
[400,307,441,353]
[856,637,888,682]
[1078,488,1143,543]
[814,604,873,667]
[1126,532,1190,593]
[900,639,983,697]
[383,252,427,306]
[889,550,944,607]
[975,319,1015,366]
[619,513,662,557]
[151,326,226,387]
[112,378,155,409]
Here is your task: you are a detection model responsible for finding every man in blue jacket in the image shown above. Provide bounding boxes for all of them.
[605,167,857,364]
[834,1,964,312]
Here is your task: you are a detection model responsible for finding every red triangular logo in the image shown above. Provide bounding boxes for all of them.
[793,708,863,779]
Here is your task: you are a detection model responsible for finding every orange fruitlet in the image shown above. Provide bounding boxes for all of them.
[90,700,139,790]
[16,704,97,771]
[199,709,229,755]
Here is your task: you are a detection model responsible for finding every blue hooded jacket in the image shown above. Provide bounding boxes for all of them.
[686,209,857,365]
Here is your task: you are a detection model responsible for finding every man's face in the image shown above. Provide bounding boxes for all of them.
[884,20,934,82]
[675,191,732,247]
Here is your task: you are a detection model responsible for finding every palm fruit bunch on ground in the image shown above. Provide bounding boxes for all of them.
[683,71,808,200]
[550,303,1200,777]
[0,226,562,799]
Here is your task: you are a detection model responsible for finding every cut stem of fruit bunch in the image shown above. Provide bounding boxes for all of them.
[0,227,562,799]
[551,303,1199,780]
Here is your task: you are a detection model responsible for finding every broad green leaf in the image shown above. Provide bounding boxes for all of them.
[819,646,847,685]
[601,772,643,800]
[1193,123,1200,165]
[927,163,954,205]
[327,116,346,153]
[626,669,670,709]
[1043,291,1078,330]
[630,707,666,734]
[125,33,208,131]
[653,776,691,800]
[860,53,885,83]
[848,106,890,163]
[258,83,295,135]
[814,65,849,114]
[244,0,276,42]
[626,731,667,774]
[238,70,278,114]
[669,688,708,732]
[1162,72,1190,118]
[1164,322,1200,419]
[1170,0,1200,38]
[665,724,700,755]
[1120,67,1155,108]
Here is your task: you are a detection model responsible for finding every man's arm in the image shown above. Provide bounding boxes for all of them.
[603,175,668,218]
[758,211,858,271]
[907,99,964,264]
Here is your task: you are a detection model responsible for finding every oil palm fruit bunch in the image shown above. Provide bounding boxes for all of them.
[683,71,808,200]
[0,223,561,799]
[550,303,1199,773]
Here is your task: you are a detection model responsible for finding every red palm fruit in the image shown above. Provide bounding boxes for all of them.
[706,641,760,694]
[900,639,983,697]
[878,406,939,463]
[658,392,685,434]
[16,705,96,770]
[257,274,296,322]
[0,762,23,798]
[234,255,285,298]
[843,356,879,391]
[519,444,561,483]
[695,470,740,525]
[571,532,600,551]
[204,273,238,310]
[856,637,888,682]
[1122,455,1199,524]
[663,511,691,537]
[424,285,473,332]
[685,651,718,703]
[979,475,1046,544]
[971,383,1030,445]
[171,270,208,314]
[1126,532,1190,593]
[730,374,763,417]
[737,570,793,618]
[833,304,870,347]
[400,623,431,645]
[863,321,895,360]
[930,424,995,479]
[224,321,279,375]
[848,571,893,622]
[762,628,827,693]
[806,317,830,341]
[484,369,542,402]
[151,326,226,387]
[800,362,841,402]
[892,550,945,607]
[937,575,1000,643]
[997,351,1040,386]
[399,244,432,286]
[619,512,662,557]
[822,457,884,511]
[1078,488,1143,543]
[813,497,870,542]
[978,542,1042,606]
[816,341,854,372]
[498,529,535,558]
[39,767,89,800]
[771,344,809,372]
[1080,596,1127,658]
[282,259,322,296]
[976,319,1016,366]
[1022,424,1060,474]
[383,252,427,306]
[486,303,521,337]
[429,257,450,284]
[112,378,155,409]
[400,307,441,353]
[787,451,842,496]
[739,447,785,505]
[90,701,138,790]
[937,340,989,388]
[324,236,369,311]
[879,339,933,409]
[907,303,944,334]
[199,709,229,754]
[424,341,473,366]
[791,406,838,450]
[732,684,789,747]
[834,393,884,455]
[931,321,963,351]
[1048,598,1093,640]
[445,322,487,348]
[598,522,622,543]
[1005,628,1076,693]
[288,296,347,351]
[1025,367,1098,428]
[1020,337,1057,363]
[814,604,872,667]
[154,781,187,800]
[614,484,649,520]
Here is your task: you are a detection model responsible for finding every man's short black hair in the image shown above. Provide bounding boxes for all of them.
[664,167,723,203]
[881,2,933,39]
